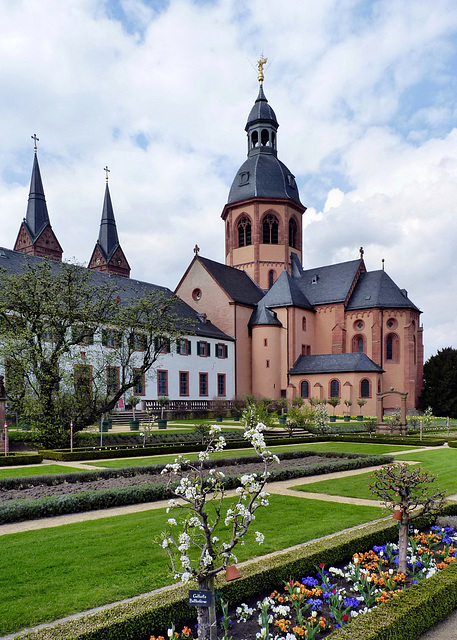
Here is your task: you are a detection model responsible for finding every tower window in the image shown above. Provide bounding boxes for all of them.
[262,213,279,244]
[289,218,298,248]
[352,334,365,353]
[251,131,258,148]
[239,171,250,185]
[261,129,269,146]
[386,333,400,362]
[268,269,276,288]
[237,216,252,247]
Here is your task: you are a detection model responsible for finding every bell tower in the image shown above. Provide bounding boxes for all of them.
[221,59,306,289]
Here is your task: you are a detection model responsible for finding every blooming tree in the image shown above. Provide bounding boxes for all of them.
[368,463,445,573]
[158,405,279,640]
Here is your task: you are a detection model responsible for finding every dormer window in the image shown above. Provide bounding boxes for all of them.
[287,174,296,188]
[239,171,250,185]
[311,275,318,285]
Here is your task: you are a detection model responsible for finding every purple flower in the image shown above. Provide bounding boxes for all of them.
[343,597,360,609]
[302,576,318,587]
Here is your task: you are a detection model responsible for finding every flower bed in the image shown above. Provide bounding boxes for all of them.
[152,522,457,640]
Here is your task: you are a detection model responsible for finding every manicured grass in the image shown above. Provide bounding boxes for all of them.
[0,495,384,635]
[85,441,411,469]
[0,464,85,479]
[294,447,457,499]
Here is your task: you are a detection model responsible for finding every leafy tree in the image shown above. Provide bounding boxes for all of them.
[368,463,445,574]
[0,260,185,447]
[285,405,314,437]
[159,406,279,640]
[327,396,340,416]
[422,347,457,418]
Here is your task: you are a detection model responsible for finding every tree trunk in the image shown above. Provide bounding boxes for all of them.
[197,576,217,640]
[398,516,409,574]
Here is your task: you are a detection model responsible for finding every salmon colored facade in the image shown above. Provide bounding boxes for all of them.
[177,76,424,417]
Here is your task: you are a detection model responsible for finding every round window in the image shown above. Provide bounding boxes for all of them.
[386,318,398,330]
[353,320,364,331]
[192,288,202,301]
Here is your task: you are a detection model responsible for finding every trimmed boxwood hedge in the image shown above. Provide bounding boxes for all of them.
[0,453,43,466]
[0,452,393,524]
[12,503,457,640]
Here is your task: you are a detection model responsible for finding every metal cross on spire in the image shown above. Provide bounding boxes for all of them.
[193,244,200,255]
[31,134,39,153]
[104,166,110,183]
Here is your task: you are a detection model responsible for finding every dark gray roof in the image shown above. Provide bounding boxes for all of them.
[24,154,50,241]
[260,270,314,310]
[245,84,278,129]
[346,270,420,312]
[227,154,303,206]
[0,247,232,341]
[289,353,384,375]
[198,256,264,306]
[297,259,364,305]
[249,305,282,327]
[97,183,121,262]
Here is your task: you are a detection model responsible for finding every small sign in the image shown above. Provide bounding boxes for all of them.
[188,589,213,607]
[117,398,125,409]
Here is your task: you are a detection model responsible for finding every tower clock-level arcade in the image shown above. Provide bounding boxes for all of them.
[221,69,306,290]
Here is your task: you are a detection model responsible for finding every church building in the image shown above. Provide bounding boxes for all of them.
[176,65,424,416]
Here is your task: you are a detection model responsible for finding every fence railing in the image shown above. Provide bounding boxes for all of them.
[143,399,234,412]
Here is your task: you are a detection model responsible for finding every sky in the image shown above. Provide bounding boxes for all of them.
[1,0,457,361]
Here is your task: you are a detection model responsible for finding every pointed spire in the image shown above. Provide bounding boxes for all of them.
[88,169,130,278]
[97,182,120,262]
[14,142,62,261]
[24,153,50,240]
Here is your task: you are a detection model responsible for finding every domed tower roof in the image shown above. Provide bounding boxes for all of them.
[227,78,303,207]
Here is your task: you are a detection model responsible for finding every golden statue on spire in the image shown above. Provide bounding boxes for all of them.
[257,55,267,84]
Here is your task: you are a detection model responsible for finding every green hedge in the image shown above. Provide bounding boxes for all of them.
[0,453,43,467]
[0,452,393,524]
[12,504,457,640]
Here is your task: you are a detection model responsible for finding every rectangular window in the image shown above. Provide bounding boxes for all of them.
[178,339,191,355]
[199,372,208,396]
[179,371,189,396]
[74,364,92,392]
[264,338,268,347]
[133,368,145,395]
[130,332,146,351]
[266,360,270,368]
[102,329,117,348]
[72,325,94,345]
[301,344,311,355]
[106,366,120,394]
[154,336,169,354]
[216,343,228,358]
[217,374,226,397]
[157,370,168,396]
[197,341,210,357]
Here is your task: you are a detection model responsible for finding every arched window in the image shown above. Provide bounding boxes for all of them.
[386,333,400,362]
[261,129,270,146]
[251,131,258,148]
[302,316,307,332]
[263,213,279,244]
[237,217,252,247]
[289,218,298,248]
[300,380,310,398]
[330,379,340,398]
[352,334,365,353]
[360,379,370,398]
[268,269,276,288]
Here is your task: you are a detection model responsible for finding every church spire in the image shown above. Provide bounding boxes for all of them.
[88,168,130,278]
[14,138,62,261]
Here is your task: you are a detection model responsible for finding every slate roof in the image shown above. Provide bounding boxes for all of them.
[24,154,51,241]
[249,305,282,327]
[289,353,384,375]
[0,247,233,341]
[96,183,121,262]
[227,154,303,206]
[259,270,314,310]
[198,256,264,306]
[296,259,364,306]
[346,270,420,312]
[245,84,279,129]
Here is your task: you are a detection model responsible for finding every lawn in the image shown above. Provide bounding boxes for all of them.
[0,464,85,479]
[84,441,413,469]
[294,447,457,499]
[0,495,384,635]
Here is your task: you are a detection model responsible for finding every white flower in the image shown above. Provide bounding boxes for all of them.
[167,518,177,526]
[181,571,192,583]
